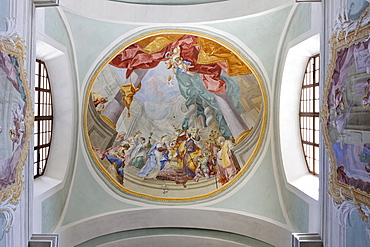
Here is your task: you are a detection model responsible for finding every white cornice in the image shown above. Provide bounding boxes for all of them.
[33,0,59,8]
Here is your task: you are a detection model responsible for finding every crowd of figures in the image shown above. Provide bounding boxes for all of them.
[93,126,240,188]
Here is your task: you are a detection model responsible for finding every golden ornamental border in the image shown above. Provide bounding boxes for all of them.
[322,6,370,220]
[83,29,268,202]
[0,31,33,206]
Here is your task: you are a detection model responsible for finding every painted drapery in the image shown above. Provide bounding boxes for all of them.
[109,34,251,94]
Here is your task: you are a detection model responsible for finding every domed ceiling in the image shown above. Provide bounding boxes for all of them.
[59,0,293,23]
[84,30,267,201]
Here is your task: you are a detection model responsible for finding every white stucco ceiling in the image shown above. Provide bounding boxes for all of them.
[59,0,295,23]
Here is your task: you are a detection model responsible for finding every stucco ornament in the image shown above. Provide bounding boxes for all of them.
[335,190,370,239]
[0,17,33,234]
[323,3,370,239]
[333,2,370,42]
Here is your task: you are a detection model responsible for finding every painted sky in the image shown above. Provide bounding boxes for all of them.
[114,62,182,121]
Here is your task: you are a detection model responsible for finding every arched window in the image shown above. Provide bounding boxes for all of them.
[34,59,53,178]
[299,54,320,175]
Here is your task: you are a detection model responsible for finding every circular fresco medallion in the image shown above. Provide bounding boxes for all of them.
[85,31,267,201]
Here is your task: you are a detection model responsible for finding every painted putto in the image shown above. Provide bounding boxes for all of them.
[85,32,265,200]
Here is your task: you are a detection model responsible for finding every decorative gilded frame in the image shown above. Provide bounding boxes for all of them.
[323,4,370,233]
[83,29,267,203]
[0,18,33,233]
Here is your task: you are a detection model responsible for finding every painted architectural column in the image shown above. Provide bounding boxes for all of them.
[101,69,148,127]
[213,92,249,140]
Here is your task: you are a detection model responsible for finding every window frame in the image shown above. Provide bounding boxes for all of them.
[34,59,54,178]
[299,54,320,176]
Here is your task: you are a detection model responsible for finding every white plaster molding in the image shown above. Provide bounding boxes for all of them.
[8,0,17,20]
[33,0,59,8]
[95,235,246,247]
[334,195,370,240]
[0,200,16,238]
[333,3,370,42]
[291,233,323,247]
[0,17,20,42]
[57,208,292,247]
[109,0,225,4]
[29,234,58,247]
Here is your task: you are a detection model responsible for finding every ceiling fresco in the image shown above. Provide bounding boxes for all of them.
[84,30,266,202]
[324,4,370,224]
[0,20,33,219]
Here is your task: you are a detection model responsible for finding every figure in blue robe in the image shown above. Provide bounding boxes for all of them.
[136,135,168,178]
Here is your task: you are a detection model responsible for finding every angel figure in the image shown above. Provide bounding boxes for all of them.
[9,103,25,150]
[165,46,194,77]
[166,75,175,87]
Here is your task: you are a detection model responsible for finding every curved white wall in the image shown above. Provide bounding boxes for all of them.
[59,0,292,24]
[280,34,320,200]
[58,208,291,247]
